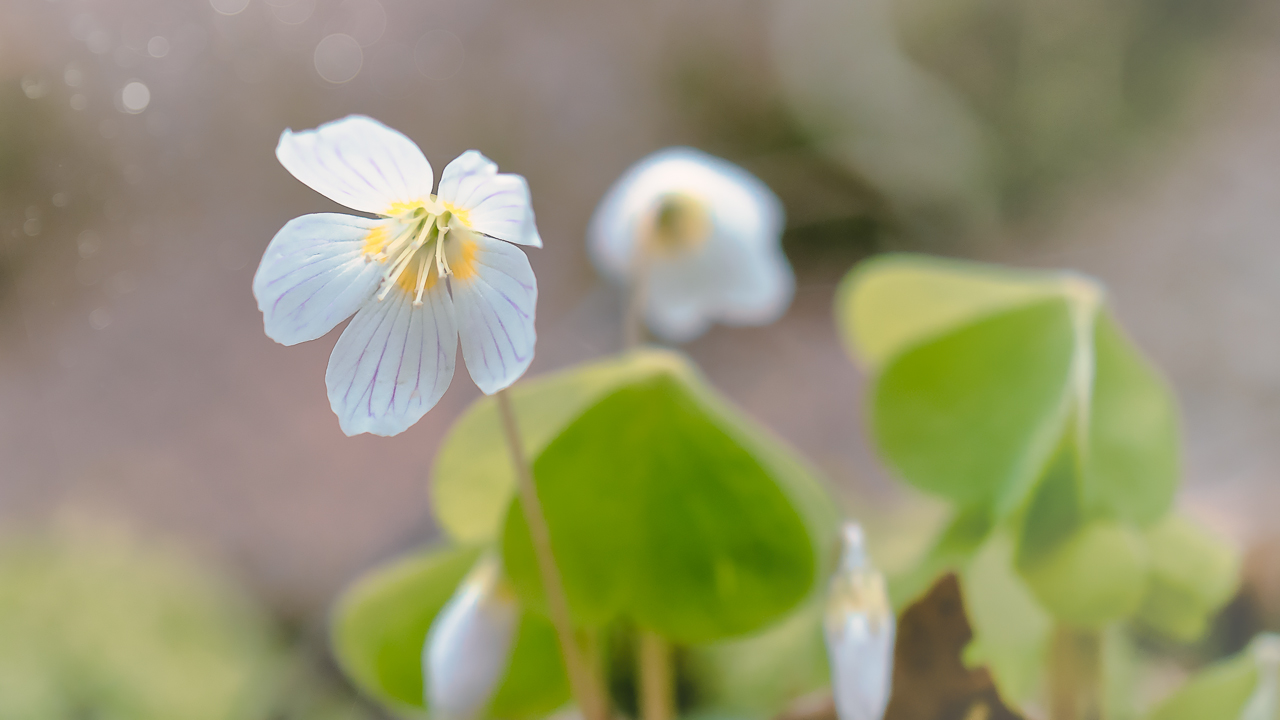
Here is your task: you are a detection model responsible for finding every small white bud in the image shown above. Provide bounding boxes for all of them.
[1240,634,1280,720]
[424,555,519,720]
[824,522,895,720]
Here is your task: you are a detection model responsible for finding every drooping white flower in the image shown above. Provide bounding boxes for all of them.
[424,555,520,720]
[824,522,895,720]
[588,147,794,343]
[254,115,540,436]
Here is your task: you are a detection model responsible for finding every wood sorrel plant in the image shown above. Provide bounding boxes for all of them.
[256,120,1251,720]
[836,254,1243,720]
[254,115,606,720]
[258,125,834,720]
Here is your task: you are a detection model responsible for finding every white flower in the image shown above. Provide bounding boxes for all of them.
[254,115,540,436]
[424,555,519,720]
[588,147,793,343]
[824,522,895,720]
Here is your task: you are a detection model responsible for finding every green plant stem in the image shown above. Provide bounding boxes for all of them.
[638,629,674,720]
[1048,624,1102,720]
[497,388,609,720]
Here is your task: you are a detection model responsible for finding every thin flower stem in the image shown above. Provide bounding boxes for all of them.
[1048,624,1101,720]
[638,628,675,720]
[496,388,608,720]
[624,248,654,349]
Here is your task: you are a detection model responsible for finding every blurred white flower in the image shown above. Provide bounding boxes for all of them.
[254,115,540,436]
[424,555,519,720]
[588,147,793,343]
[824,522,895,720]
[1240,634,1280,720]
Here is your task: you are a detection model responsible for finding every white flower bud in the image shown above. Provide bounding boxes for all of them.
[824,523,895,720]
[423,555,519,720]
[1240,634,1280,720]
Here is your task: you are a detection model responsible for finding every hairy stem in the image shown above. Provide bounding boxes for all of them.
[497,388,608,720]
[638,629,674,720]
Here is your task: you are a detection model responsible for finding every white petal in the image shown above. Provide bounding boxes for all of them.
[424,556,519,719]
[276,115,434,216]
[451,234,537,394]
[253,213,385,346]
[644,233,794,342]
[438,150,542,247]
[825,523,895,720]
[325,284,457,437]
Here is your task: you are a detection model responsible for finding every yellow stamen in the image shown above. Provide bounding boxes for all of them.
[377,221,433,302]
[365,198,481,300]
[446,233,480,281]
[642,193,711,256]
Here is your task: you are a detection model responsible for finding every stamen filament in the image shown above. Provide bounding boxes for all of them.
[366,205,468,302]
[377,220,434,301]
[413,254,429,306]
[434,221,453,279]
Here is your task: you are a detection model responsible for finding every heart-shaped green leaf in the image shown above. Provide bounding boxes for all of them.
[501,367,819,643]
[1135,515,1241,642]
[872,298,1077,508]
[960,533,1053,706]
[1083,313,1180,524]
[843,254,1179,527]
[1018,519,1148,628]
[432,352,690,544]
[1146,639,1265,720]
[329,545,569,718]
[837,254,1071,372]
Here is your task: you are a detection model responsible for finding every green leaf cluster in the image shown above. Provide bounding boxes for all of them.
[332,349,837,717]
[837,254,1241,705]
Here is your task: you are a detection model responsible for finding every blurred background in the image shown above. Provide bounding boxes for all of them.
[2,0,1279,715]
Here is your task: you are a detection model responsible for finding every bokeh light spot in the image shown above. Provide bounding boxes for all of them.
[210,0,251,16]
[314,34,362,84]
[148,36,170,58]
[271,0,315,25]
[21,76,48,99]
[89,308,112,330]
[121,81,150,113]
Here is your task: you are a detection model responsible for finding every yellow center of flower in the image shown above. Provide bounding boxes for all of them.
[642,193,711,256]
[363,197,480,305]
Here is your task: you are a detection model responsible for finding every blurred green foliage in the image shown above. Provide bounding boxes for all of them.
[768,0,1250,244]
[1147,634,1278,720]
[0,519,369,720]
[894,0,1248,212]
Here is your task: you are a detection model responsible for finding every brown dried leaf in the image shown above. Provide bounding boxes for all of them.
[884,573,1025,720]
